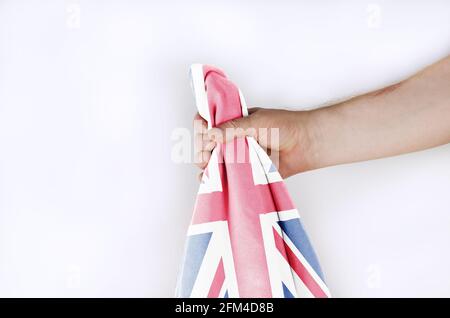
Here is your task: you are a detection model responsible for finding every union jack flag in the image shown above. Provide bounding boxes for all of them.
[176,64,330,298]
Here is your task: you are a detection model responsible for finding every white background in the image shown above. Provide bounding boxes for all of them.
[0,0,449,297]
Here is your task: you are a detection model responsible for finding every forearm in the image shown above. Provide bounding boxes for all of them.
[305,55,450,171]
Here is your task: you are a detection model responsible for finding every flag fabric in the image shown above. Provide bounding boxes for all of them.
[176,64,330,298]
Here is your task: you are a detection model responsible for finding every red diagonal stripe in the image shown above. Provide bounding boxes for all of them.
[273,228,328,298]
[208,258,225,298]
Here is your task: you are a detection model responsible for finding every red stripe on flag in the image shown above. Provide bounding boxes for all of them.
[266,182,296,212]
[273,228,328,298]
[208,258,225,298]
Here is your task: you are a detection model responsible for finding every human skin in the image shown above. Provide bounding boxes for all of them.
[194,55,450,179]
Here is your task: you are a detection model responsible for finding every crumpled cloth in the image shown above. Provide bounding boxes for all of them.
[176,64,330,298]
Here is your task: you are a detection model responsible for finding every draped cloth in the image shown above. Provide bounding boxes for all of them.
[176,64,330,298]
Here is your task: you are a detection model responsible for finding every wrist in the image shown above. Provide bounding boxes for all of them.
[294,105,335,173]
[289,109,323,174]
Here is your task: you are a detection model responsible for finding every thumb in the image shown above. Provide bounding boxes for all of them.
[207,116,257,143]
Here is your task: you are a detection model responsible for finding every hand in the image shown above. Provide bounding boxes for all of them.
[194,55,450,181]
[193,108,315,179]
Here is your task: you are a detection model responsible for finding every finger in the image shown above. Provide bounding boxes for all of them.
[203,140,216,152]
[193,112,206,125]
[193,111,208,152]
[207,117,257,143]
[194,133,216,154]
[194,150,211,170]
[194,132,205,152]
[193,112,207,135]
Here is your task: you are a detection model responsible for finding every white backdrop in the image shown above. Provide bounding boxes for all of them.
[0,0,449,297]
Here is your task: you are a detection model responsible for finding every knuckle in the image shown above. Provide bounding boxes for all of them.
[229,119,238,129]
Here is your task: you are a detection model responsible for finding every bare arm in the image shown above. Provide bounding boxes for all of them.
[308,55,450,171]
[194,55,450,178]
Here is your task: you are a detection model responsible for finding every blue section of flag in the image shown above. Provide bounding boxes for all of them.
[179,232,212,297]
[278,219,324,281]
[282,283,294,298]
